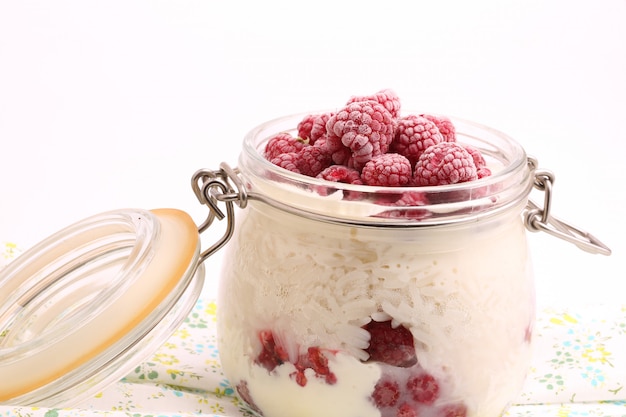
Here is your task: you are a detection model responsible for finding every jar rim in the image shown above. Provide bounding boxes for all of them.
[240,111,534,226]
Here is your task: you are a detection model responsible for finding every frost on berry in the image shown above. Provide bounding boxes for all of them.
[414,142,478,186]
[310,113,333,143]
[270,152,301,174]
[391,115,443,167]
[298,112,334,145]
[347,88,402,118]
[477,167,492,179]
[327,101,396,169]
[265,132,307,161]
[421,114,456,142]
[297,114,316,142]
[315,165,363,200]
[361,153,412,187]
[317,165,363,185]
[462,144,492,180]
[462,144,486,169]
[297,145,332,177]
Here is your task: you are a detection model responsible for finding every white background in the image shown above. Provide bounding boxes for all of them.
[1,0,624,307]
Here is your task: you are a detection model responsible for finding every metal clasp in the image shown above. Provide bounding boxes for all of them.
[191,162,247,264]
[523,157,611,256]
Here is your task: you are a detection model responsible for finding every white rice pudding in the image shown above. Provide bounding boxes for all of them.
[217,195,534,417]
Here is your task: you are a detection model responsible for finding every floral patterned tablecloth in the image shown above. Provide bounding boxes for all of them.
[1,242,625,417]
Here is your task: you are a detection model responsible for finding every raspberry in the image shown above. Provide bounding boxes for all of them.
[298,113,333,145]
[270,152,301,174]
[406,373,439,405]
[391,115,443,167]
[363,320,417,367]
[313,134,328,150]
[421,114,456,142]
[348,88,402,118]
[462,144,492,180]
[327,101,396,168]
[372,379,401,407]
[396,403,417,417]
[361,153,412,187]
[462,144,486,169]
[292,346,337,386]
[297,115,316,142]
[255,330,289,372]
[317,165,363,185]
[439,403,468,417]
[375,191,431,220]
[310,113,333,143]
[297,145,332,177]
[265,132,307,161]
[477,167,492,179]
[414,142,477,186]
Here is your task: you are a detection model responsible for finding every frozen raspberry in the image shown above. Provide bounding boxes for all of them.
[265,132,307,161]
[374,191,431,220]
[462,144,492,180]
[414,142,477,186]
[462,144,486,169]
[396,403,417,417]
[348,88,402,118]
[310,113,333,143]
[292,346,337,387]
[406,373,439,405]
[421,114,456,142]
[298,113,333,145]
[372,379,401,407]
[439,403,468,417]
[318,133,354,166]
[363,320,417,367]
[255,330,289,372]
[391,115,443,166]
[361,153,412,187]
[327,101,396,169]
[317,165,363,185]
[477,167,492,179]
[305,347,330,375]
[297,145,332,177]
[297,115,316,142]
[270,152,301,174]
[313,134,328,150]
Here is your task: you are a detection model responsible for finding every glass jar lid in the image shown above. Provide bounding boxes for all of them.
[0,208,204,407]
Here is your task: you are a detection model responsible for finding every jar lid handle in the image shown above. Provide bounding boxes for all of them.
[191,162,246,264]
[524,158,611,256]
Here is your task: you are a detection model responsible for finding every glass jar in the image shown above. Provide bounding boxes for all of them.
[216,114,546,417]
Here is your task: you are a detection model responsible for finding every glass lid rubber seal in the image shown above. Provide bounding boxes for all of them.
[0,208,204,406]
